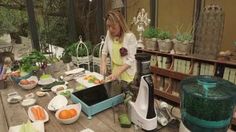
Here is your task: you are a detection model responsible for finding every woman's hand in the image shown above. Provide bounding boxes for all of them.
[107,73,119,81]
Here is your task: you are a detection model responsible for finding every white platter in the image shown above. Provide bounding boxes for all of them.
[75,72,104,88]
[47,95,68,111]
[64,68,85,75]
[9,121,44,132]
[28,105,49,123]
[38,78,56,86]
[51,85,67,93]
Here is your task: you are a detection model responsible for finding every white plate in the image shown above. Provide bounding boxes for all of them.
[56,89,74,95]
[21,98,36,107]
[75,72,104,88]
[28,105,49,123]
[7,95,23,104]
[8,121,44,132]
[64,68,85,75]
[47,95,68,111]
[51,85,67,93]
[38,78,56,85]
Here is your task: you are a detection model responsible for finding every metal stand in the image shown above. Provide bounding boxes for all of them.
[133,9,151,49]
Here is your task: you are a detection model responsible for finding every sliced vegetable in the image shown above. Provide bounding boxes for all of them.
[31,106,46,120]
[31,107,39,120]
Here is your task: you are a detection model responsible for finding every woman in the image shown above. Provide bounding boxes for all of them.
[100,10,137,83]
[0,56,12,80]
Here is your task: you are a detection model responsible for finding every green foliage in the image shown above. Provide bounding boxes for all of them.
[143,27,159,38]
[176,32,193,42]
[157,30,171,40]
[175,24,193,42]
[93,47,100,57]
[0,8,28,36]
[234,41,236,45]
[20,51,47,72]
[39,16,70,48]
[62,41,93,59]
[183,89,234,121]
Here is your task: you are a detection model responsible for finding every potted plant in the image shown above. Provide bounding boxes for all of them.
[173,25,193,55]
[10,51,47,83]
[61,51,72,71]
[157,30,172,53]
[64,40,92,70]
[143,27,159,50]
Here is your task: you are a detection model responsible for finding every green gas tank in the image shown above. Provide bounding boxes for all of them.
[180,75,236,132]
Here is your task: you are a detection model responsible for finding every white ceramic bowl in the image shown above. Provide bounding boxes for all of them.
[38,78,55,85]
[18,76,38,90]
[47,95,68,111]
[51,85,67,93]
[55,103,81,124]
[21,98,36,107]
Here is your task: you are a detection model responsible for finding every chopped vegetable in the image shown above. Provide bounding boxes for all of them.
[40,74,52,80]
[60,90,71,97]
[31,106,46,120]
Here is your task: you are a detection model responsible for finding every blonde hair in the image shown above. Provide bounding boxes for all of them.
[106,10,130,42]
[4,57,12,66]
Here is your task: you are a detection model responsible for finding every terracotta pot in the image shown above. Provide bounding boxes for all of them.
[173,39,193,55]
[144,38,158,51]
[158,39,173,53]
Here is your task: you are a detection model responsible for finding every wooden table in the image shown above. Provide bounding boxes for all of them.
[0,62,179,132]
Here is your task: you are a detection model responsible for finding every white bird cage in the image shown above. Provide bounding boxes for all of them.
[92,36,111,73]
[72,36,90,71]
[92,36,105,72]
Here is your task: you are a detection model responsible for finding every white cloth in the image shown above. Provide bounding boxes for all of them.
[102,31,137,76]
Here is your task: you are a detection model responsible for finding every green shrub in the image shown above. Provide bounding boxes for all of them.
[158,30,171,40]
[143,27,159,38]
[176,32,192,42]
[63,41,93,58]
[20,51,47,72]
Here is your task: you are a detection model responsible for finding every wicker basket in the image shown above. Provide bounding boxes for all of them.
[158,39,173,53]
[173,39,192,55]
[144,38,158,51]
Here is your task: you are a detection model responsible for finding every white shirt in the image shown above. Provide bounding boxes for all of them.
[102,31,138,76]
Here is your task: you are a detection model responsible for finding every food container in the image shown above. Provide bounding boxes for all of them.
[55,104,81,124]
[71,81,124,119]
[180,75,236,132]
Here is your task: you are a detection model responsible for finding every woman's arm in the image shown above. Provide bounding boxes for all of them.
[108,64,130,80]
